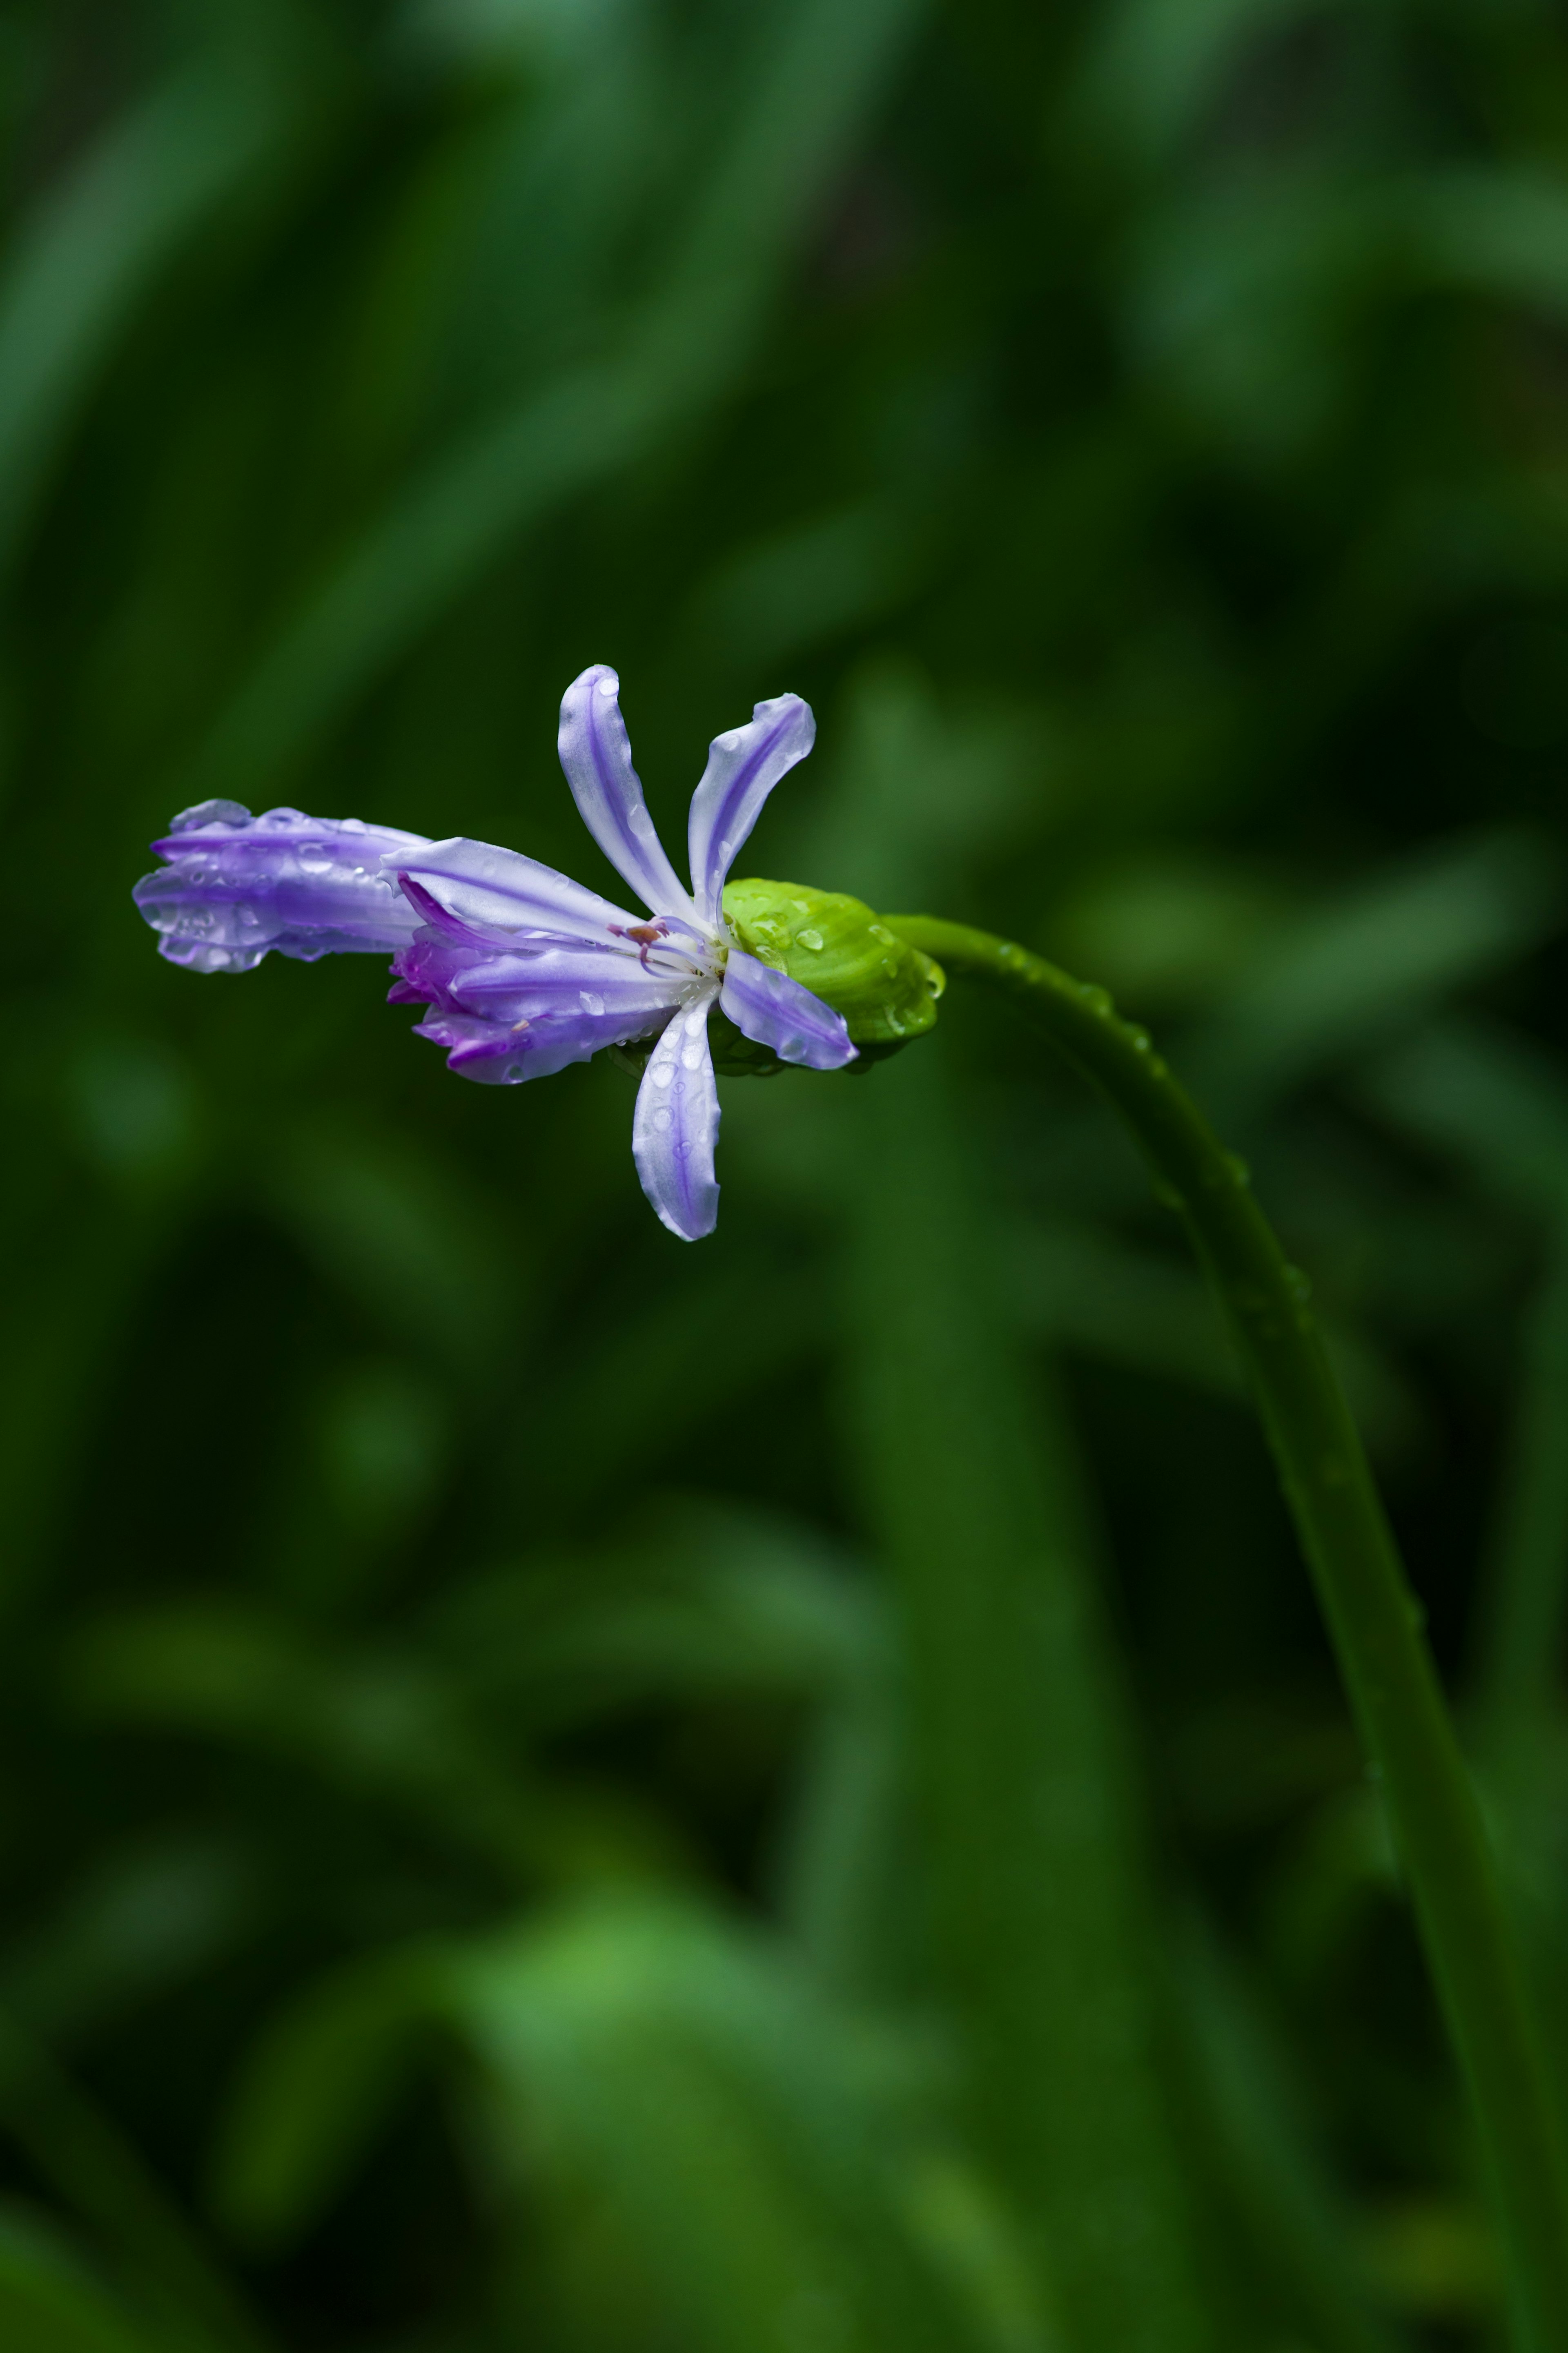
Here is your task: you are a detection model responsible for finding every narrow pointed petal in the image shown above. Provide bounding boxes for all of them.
[134,802,428,973]
[394,836,635,943]
[632,991,722,1240]
[558,665,695,918]
[720,948,857,1071]
[686,695,815,922]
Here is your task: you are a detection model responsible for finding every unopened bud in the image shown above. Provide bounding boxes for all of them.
[722,879,944,1051]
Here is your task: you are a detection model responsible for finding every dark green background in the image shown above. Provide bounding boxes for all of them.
[5,2,1568,2347]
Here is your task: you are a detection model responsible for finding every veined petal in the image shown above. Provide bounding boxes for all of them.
[409,1000,667,1085]
[456,953,681,1026]
[134,802,428,973]
[632,990,721,1241]
[411,941,681,1032]
[559,665,695,919]
[686,695,815,923]
[720,948,857,1071]
[394,836,635,943]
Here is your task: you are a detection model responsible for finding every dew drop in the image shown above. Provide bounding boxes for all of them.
[682,1044,703,1071]
[596,675,617,698]
[1077,983,1114,1017]
[796,928,824,951]
[653,1106,673,1133]
[580,990,605,1016]
[653,1063,674,1088]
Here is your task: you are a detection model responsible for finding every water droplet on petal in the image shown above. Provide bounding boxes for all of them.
[580,991,605,1016]
[653,1106,673,1132]
[596,676,617,699]
[682,1044,702,1071]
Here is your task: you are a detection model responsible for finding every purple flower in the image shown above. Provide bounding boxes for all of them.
[135,666,856,1240]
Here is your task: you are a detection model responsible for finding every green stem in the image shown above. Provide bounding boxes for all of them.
[886,915,1568,2353]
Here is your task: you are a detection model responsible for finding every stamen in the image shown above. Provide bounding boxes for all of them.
[610,918,671,972]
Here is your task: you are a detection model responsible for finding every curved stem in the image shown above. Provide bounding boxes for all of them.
[886,915,1568,2353]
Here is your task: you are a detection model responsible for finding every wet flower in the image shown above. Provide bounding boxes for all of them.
[135,665,857,1239]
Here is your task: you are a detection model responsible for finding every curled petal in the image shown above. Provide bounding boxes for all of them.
[686,695,815,923]
[395,836,635,944]
[134,802,428,973]
[409,1000,669,1085]
[633,991,721,1241]
[720,948,857,1071]
[394,932,680,1034]
[558,665,695,919]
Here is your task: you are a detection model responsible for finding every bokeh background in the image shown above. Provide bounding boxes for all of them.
[7,2,1568,2348]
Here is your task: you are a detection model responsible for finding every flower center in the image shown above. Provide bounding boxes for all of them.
[608,914,725,981]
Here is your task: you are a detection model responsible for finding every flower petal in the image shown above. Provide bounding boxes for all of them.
[394,836,635,943]
[410,1000,663,1084]
[134,803,428,973]
[396,934,680,1033]
[686,695,815,922]
[558,665,695,919]
[720,948,857,1071]
[632,990,722,1240]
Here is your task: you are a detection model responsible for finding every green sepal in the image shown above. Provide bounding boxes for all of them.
[721,878,945,1046]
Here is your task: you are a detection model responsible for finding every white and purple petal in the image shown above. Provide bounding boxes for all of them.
[558,666,695,920]
[394,836,635,945]
[632,990,722,1241]
[134,802,428,973]
[686,695,815,923]
[409,998,674,1086]
[449,950,681,1029]
[720,948,857,1071]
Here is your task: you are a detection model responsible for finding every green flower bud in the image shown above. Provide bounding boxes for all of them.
[722,878,945,1052]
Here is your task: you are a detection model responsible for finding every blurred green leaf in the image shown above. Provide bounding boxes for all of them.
[842,1041,1210,2353]
[210,1953,437,2253]
[0,35,307,587]
[445,1889,1007,2353]
[0,2204,160,2353]
[1186,833,1562,1121]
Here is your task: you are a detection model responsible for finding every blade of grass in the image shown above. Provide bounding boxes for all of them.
[0,2011,272,2353]
[890,917,1568,2353]
[1174,1910,1410,2353]
[446,1890,996,2353]
[842,1037,1212,2353]
[0,42,303,591]
[178,0,924,804]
